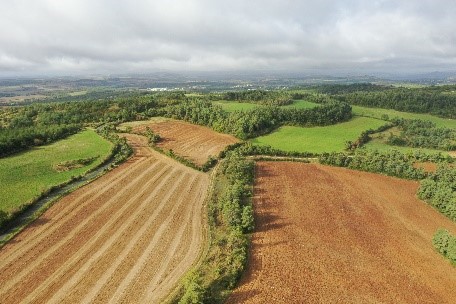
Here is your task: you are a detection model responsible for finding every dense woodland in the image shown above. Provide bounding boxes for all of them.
[318,84,456,118]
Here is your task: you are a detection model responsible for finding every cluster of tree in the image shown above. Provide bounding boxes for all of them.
[178,152,254,303]
[318,149,431,180]
[143,127,161,144]
[433,229,456,265]
[217,90,293,106]
[418,165,456,221]
[330,86,456,118]
[386,119,456,151]
[160,99,352,139]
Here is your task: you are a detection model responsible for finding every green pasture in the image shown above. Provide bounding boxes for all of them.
[363,139,451,156]
[282,100,319,109]
[214,99,319,113]
[352,105,456,128]
[250,116,387,153]
[0,129,112,213]
[213,100,258,112]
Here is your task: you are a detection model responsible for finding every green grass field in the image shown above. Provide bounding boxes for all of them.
[0,129,112,213]
[282,100,319,109]
[352,105,456,128]
[214,99,319,113]
[363,139,451,155]
[250,116,387,153]
[213,100,258,112]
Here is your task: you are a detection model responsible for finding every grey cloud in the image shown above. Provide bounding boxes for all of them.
[0,0,455,75]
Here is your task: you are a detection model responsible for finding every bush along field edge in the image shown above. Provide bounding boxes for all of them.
[170,151,254,304]
[0,125,133,246]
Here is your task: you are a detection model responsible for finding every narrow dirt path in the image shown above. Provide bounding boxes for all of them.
[0,133,209,304]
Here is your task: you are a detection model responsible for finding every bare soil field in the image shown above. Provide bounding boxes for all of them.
[227,162,456,304]
[413,161,438,173]
[0,134,209,304]
[127,118,239,166]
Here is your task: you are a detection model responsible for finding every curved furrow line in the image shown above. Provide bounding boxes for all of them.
[142,197,195,297]
[142,177,207,302]
[76,172,198,304]
[54,167,185,303]
[178,134,204,147]
[23,163,177,304]
[119,175,205,303]
[105,174,205,304]
[0,156,151,264]
[0,159,163,300]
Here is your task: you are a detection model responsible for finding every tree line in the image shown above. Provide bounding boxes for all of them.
[178,152,254,303]
[386,119,456,151]
[322,84,456,118]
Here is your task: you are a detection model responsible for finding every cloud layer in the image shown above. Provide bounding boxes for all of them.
[1,0,455,75]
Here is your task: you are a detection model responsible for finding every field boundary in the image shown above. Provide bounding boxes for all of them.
[162,161,221,303]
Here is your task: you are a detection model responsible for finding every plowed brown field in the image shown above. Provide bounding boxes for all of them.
[0,134,209,304]
[130,119,239,166]
[227,162,456,304]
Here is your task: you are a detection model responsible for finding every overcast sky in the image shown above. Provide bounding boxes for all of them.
[1,0,455,76]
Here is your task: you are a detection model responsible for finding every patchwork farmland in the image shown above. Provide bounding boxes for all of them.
[0,134,209,304]
[227,162,456,303]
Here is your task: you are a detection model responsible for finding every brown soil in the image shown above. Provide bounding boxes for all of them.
[227,162,456,304]
[131,119,239,166]
[0,134,209,304]
[413,162,438,173]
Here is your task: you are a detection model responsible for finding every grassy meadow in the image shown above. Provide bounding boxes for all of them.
[213,100,258,112]
[352,105,456,128]
[0,129,112,213]
[282,100,319,109]
[250,116,387,153]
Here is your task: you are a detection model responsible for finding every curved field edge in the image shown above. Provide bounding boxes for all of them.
[227,162,456,303]
[0,129,112,213]
[0,134,208,303]
[0,129,131,247]
[0,129,116,240]
[119,118,240,167]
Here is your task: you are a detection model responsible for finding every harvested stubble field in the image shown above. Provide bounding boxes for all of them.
[128,118,239,166]
[227,162,456,304]
[0,134,209,304]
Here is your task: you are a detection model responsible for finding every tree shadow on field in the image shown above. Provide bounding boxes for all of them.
[255,211,290,233]
[255,166,276,179]
[226,289,261,303]
[27,217,50,229]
